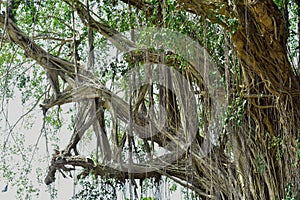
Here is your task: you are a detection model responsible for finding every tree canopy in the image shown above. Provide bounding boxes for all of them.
[0,0,299,199]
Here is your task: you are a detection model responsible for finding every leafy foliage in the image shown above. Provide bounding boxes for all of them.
[72,175,120,200]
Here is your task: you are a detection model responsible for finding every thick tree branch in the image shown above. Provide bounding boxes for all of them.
[44,150,226,198]
[178,0,300,93]
[64,0,135,52]
[45,152,162,185]
[0,14,75,78]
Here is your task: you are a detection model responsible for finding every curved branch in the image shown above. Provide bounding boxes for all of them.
[64,0,135,52]
[0,13,75,78]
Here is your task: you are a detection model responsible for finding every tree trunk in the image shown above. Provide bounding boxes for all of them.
[178,0,300,198]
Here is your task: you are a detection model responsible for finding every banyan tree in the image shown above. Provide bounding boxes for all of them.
[0,0,299,199]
